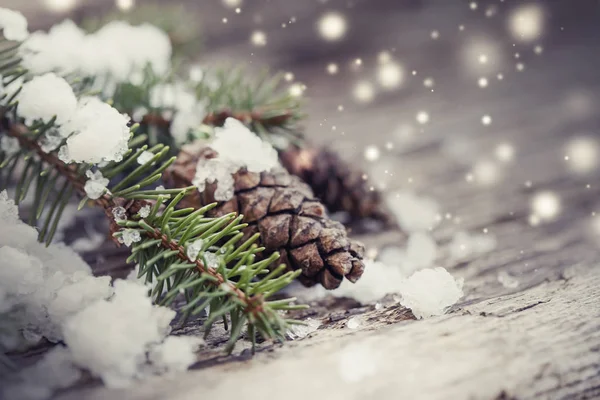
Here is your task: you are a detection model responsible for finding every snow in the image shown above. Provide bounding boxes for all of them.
[193,118,279,201]
[332,260,405,304]
[405,232,437,269]
[84,170,109,200]
[59,97,131,164]
[1,136,20,156]
[186,239,204,262]
[377,233,437,278]
[17,73,77,125]
[398,267,464,319]
[137,150,154,165]
[346,316,361,329]
[385,190,440,232]
[63,280,176,388]
[171,110,205,144]
[149,81,197,112]
[39,129,63,153]
[120,229,141,247]
[148,336,202,375]
[112,206,127,222]
[138,205,151,218]
[0,8,29,41]
[149,81,207,144]
[20,19,171,83]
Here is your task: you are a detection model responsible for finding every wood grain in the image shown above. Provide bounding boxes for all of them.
[4,1,600,399]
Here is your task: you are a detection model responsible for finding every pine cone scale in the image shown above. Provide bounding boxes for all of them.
[164,145,366,289]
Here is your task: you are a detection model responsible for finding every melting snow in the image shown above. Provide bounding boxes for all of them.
[193,118,279,201]
[398,267,464,319]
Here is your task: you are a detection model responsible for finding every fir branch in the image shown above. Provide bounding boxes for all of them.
[0,117,305,352]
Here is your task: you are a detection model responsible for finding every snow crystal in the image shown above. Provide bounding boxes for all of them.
[20,20,171,83]
[186,239,204,262]
[17,73,77,125]
[84,170,109,200]
[398,267,464,319]
[47,275,112,329]
[448,230,497,262]
[287,318,321,340]
[121,229,141,247]
[148,336,202,375]
[0,190,108,347]
[385,191,440,232]
[112,206,127,222]
[138,205,151,218]
[136,150,154,165]
[0,8,28,41]
[202,252,221,269]
[60,97,131,164]
[193,118,279,201]
[0,135,20,156]
[63,280,176,388]
[39,129,63,153]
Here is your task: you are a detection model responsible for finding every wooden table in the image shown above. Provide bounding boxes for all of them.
[6,1,600,399]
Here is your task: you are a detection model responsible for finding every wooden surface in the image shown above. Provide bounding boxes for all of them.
[5,1,600,399]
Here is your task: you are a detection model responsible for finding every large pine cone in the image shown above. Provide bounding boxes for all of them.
[279,145,394,226]
[163,144,366,289]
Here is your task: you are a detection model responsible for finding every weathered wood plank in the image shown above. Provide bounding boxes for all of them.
[3,1,600,399]
[56,269,600,400]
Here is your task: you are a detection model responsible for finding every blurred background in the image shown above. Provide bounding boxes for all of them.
[6,0,600,283]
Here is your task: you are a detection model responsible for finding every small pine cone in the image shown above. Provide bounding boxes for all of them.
[163,143,366,289]
[278,145,394,226]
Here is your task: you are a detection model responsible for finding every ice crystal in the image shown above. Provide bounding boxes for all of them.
[84,170,109,200]
[398,267,464,319]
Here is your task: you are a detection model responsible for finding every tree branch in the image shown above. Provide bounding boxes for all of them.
[1,120,265,317]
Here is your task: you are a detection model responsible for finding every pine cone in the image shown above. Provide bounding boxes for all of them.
[163,144,366,289]
[279,145,394,226]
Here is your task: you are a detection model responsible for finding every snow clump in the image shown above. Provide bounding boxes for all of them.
[0,8,29,41]
[193,118,279,201]
[19,19,171,83]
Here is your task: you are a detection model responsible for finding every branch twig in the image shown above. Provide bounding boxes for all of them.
[2,120,264,316]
